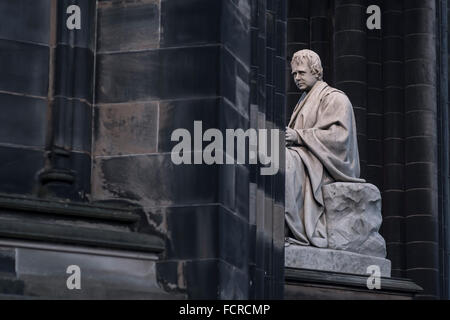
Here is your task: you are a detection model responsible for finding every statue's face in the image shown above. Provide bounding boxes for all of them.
[292,62,318,92]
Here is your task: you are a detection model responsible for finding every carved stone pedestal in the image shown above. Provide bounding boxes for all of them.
[283,182,424,299]
[284,244,422,299]
[285,244,391,276]
[284,267,423,300]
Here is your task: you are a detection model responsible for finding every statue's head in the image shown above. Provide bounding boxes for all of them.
[291,49,323,91]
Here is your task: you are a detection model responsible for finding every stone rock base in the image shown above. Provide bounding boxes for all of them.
[285,243,391,277]
[323,182,387,258]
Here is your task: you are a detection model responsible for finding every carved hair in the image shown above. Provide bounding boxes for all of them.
[291,49,323,81]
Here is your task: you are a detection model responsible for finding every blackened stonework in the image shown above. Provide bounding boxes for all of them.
[54,45,94,102]
[334,0,368,177]
[403,0,440,299]
[39,0,96,202]
[382,0,405,279]
[93,0,285,299]
[0,0,51,197]
[310,1,332,83]
[0,147,45,195]
[366,0,383,192]
[444,0,450,297]
[247,0,286,299]
[0,40,49,97]
[286,0,309,120]
[0,1,170,299]
[0,94,47,148]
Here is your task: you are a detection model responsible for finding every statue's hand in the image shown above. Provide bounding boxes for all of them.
[285,127,298,145]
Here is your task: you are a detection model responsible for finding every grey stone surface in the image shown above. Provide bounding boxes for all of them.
[285,243,391,277]
[9,244,178,299]
[323,182,387,258]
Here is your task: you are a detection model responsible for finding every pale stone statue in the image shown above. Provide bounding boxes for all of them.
[284,50,389,275]
[285,49,364,248]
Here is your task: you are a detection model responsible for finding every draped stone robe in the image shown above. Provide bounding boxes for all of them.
[285,80,364,248]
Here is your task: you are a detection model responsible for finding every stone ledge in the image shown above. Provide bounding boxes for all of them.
[0,192,139,223]
[285,244,391,277]
[0,193,164,254]
[285,268,422,293]
[285,267,423,300]
[0,217,164,253]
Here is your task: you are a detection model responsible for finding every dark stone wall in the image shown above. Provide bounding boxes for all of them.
[334,0,368,177]
[93,0,286,299]
[287,1,309,119]
[403,0,440,299]
[0,0,286,300]
[0,0,51,195]
[443,0,450,298]
[249,0,286,299]
[366,0,383,214]
[381,0,405,280]
[0,0,95,201]
[40,0,96,201]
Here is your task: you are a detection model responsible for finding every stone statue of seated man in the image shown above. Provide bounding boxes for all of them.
[285,50,386,260]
